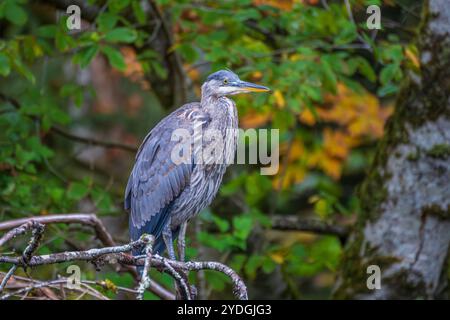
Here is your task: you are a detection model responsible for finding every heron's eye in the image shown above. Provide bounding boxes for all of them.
[223,79,228,85]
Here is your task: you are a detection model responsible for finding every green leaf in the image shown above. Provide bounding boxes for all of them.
[232,215,253,241]
[5,2,27,26]
[212,215,230,232]
[357,57,376,83]
[262,256,277,273]
[197,232,228,252]
[36,25,57,38]
[138,49,158,60]
[132,1,146,25]
[104,27,137,43]
[245,255,264,278]
[108,0,130,13]
[380,63,400,85]
[97,13,118,32]
[204,271,228,291]
[321,59,337,93]
[60,84,84,107]
[235,8,261,21]
[230,254,247,271]
[380,44,403,64]
[67,182,89,200]
[101,45,126,71]
[55,30,71,51]
[151,60,167,79]
[176,44,198,63]
[12,56,35,83]
[0,52,11,76]
[377,83,399,97]
[74,45,99,68]
[92,188,113,213]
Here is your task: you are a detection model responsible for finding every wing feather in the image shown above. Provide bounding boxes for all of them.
[125,102,208,242]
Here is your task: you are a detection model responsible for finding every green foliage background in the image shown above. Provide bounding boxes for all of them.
[0,0,420,299]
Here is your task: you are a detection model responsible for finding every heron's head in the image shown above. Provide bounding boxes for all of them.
[202,70,270,98]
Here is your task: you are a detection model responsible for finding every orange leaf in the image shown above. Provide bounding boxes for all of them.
[273,89,286,109]
[320,155,342,180]
[299,108,316,126]
[323,129,351,160]
[405,48,420,68]
[240,110,271,129]
[253,0,294,11]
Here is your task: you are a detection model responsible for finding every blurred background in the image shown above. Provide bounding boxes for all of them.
[0,0,426,299]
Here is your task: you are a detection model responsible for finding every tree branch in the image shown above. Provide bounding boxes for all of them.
[51,126,138,153]
[136,235,154,300]
[0,214,174,300]
[0,222,45,294]
[0,93,138,154]
[0,214,115,247]
[0,217,248,300]
[270,216,349,243]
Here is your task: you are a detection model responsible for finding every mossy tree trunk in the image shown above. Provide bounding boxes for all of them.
[334,0,450,299]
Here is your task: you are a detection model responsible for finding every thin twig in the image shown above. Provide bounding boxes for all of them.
[51,126,138,153]
[136,235,154,300]
[344,0,372,52]
[271,216,349,243]
[1,278,109,300]
[22,223,45,264]
[0,237,248,300]
[0,266,18,293]
[1,273,137,296]
[0,221,35,247]
[162,259,191,300]
[0,222,45,294]
[149,256,248,300]
[0,237,149,266]
[0,214,174,300]
[0,214,115,248]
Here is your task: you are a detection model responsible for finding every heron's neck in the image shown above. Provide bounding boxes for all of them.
[200,85,219,110]
[200,84,236,117]
[201,94,216,109]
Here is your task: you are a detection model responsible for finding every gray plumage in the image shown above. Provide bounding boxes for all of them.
[124,70,269,265]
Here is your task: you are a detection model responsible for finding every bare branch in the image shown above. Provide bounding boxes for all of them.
[271,216,349,243]
[144,256,248,300]
[0,278,109,300]
[161,258,192,300]
[136,235,154,300]
[0,222,45,293]
[0,214,174,300]
[0,266,17,293]
[0,223,248,300]
[0,214,115,247]
[343,0,372,51]
[22,223,45,264]
[0,273,137,300]
[0,237,151,266]
[51,126,138,153]
[0,220,36,247]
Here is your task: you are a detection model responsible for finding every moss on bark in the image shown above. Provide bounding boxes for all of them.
[426,144,450,159]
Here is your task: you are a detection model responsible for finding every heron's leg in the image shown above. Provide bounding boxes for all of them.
[162,224,176,261]
[177,221,188,262]
[174,221,193,300]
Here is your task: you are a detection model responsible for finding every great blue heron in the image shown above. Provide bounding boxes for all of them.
[124,70,270,269]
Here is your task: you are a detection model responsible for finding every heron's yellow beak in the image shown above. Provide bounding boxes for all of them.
[237,81,271,92]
